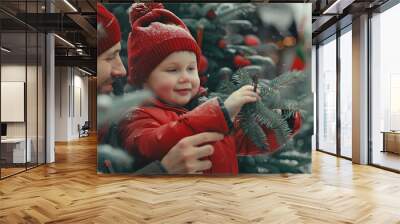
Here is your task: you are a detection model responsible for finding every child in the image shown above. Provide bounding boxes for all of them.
[119,3,301,174]
[98,3,225,174]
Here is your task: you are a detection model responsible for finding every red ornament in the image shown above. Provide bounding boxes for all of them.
[233,55,251,68]
[206,10,216,20]
[199,55,209,74]
[265,128,280,153]
[196,25,204,49]
[244,35,261,46]
[291,56,305,71]
[291,111,302,136]
[200,75,208,86]
[218,39,227,49]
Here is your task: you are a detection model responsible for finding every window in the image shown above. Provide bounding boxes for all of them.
[370,3,400,171]
[0,0,47,179]
[339,27,352,158]
[317,36,337,154]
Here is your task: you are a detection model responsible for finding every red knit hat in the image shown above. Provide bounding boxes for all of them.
[97,3,121,56]
[127,3,201,86]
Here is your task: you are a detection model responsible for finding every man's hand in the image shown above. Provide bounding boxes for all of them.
[161,132,224,174]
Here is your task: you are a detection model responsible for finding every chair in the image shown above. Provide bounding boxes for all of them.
[78,121,90,138]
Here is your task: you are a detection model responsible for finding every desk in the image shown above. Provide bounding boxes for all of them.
[1,138,31,163]
[381,131,400,155]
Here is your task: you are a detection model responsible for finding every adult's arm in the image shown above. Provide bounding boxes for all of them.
[135,132,223,174]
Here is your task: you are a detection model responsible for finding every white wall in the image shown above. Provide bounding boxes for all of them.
[54,67,89,141]
[72,73,89,138]
[55,67,69,141]
[1,82,25,122]
[1,64,26,81]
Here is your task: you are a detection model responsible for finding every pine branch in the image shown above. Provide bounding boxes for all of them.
[215,3,256,24]
[209,92,230,102]
[200,3,219,16]
[225,34,244,45]
[254,101,291,146]
[214,69,307,150]
[275,151,311,164]
[239,109,267,149]
[226,20,253,31]
[98,145,135,173]
[232,67,255,86]
[247,55,275,66]
[97,90,151,126]
[227,44,257,55]
[216,79,237,95]
[271,100,304,119]
[267,71,307,95]
[238,153,311,174]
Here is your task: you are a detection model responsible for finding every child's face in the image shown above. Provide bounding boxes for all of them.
[145,51,200,106]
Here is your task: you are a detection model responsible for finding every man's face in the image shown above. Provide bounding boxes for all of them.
[97,42,126,94]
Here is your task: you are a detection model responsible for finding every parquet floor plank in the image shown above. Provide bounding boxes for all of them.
[0,135,399,223]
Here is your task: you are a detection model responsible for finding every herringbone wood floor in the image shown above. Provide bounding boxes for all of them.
[0,135,399,224]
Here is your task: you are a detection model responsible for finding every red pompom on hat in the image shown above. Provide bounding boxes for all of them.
[129,3,164,23]
[97,3,121,56]
[127,3,202,86]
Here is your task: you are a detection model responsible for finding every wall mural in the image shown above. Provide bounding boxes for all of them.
[97,2,313,175]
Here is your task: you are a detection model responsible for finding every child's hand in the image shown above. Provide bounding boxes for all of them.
[224,85,260,120]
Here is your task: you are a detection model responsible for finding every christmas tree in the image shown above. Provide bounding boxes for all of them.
[97,91,151,173]
[165,3,312,173]
[100,3,312,174]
